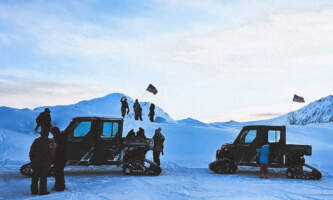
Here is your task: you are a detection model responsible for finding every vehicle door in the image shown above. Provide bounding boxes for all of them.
[94,120,122,163]
[236,128,260,163]
[66,119,97,163]
[266,128,283,166]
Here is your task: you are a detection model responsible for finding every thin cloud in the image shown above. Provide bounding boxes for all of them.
[249,113,283,118]
[0,79,106,108]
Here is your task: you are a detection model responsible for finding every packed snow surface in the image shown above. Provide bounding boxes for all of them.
[0,93,333,200]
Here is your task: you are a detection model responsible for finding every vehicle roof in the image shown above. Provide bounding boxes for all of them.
[72,116,123,121]
[243,125,285,129]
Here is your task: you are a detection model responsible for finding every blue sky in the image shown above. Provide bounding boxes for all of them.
[0,0,332,122]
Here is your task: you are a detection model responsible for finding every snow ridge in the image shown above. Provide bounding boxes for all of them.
[288,95,333,125]
[0,93,174,133]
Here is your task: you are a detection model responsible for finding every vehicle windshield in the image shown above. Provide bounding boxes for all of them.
[239,129,257,144]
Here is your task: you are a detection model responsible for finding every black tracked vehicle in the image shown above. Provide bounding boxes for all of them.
[21,117,161,176]
[209,125,322,180]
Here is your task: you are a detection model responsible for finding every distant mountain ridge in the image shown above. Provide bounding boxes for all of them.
[1,94,332,134]
[177,118,210,127]
[0,93,174,133]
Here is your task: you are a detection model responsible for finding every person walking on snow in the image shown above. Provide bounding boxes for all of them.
[256,144,270,178]
[153,128,165,166]
[120,97,130,118]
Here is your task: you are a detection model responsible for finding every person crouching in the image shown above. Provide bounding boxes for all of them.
[256,144,270,178]
[29,130,53,195]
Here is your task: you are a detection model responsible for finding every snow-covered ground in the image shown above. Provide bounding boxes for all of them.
[0,93,333,200]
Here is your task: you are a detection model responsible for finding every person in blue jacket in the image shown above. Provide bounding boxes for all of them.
[256,144,270,178]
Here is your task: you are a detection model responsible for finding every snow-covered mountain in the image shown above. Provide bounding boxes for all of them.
[287,95,333,125]
[0,93,174,133]
[208,95,333,126]
[177,118,210,127]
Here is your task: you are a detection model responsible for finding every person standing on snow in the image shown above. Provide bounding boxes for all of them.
[50,127,67,191]
[120,97,130,118]
[135,127,146,163]
[133,99,140,120]
[256,144,270,178]
[34,108,52,136]
[29,130,53,195]
[138,104,143,121]
[153,128,165,166]
[148,103,155,122]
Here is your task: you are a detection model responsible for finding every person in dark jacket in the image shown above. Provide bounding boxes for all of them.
[29,130,53,195]
[133,99,140,120]
[125,129,136,140]
[50,127,66,191]
[256,144,270,178]
[134,127,146,163]
[136,127,146,139]
[153,128,165,166]
[138,105,143,121]
[148,103,155,122]
[120,97,130,118]
[34,108,52,136]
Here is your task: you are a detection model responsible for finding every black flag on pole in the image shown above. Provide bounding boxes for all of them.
[146,84,158,95]
[293,94,305,103]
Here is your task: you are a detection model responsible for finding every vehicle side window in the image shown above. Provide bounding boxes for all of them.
[244,130,257,143]
[102,122,119,138]
[73,121,91,137]
[268,130,281,143]
[113,122,119,135]
[240,129,257,144]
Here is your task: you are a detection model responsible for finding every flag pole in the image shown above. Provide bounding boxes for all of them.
[140,90,146,101]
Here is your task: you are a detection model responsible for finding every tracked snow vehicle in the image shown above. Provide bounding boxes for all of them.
[20,117,161,176]
[209,125,322,180]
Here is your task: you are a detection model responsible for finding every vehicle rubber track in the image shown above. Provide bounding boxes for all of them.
[209,159,237,174]
[20,162,55,177]
[122,159,162,176]
[210,160,322,180]
[286,164,322,180]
